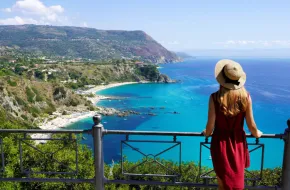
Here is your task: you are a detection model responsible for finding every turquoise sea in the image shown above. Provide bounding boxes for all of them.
[68,58,290,170]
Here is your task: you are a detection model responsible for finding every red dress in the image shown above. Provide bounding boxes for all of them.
[210,92,250,190]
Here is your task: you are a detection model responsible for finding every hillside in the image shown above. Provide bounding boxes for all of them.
[0,25,182,63]
[0,75,91,126]
[0,58,174,126]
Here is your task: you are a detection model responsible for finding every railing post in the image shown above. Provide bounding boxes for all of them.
[281,119,290,190]
[92,114,104,190]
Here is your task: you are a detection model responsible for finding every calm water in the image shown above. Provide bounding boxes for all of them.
[68,57,290,170]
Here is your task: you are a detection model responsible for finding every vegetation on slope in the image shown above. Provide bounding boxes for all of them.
[0,25,182,63]
[0,56,171,124]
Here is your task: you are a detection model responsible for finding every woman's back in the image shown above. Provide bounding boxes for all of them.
[203,59,262,190]
[212,91,246,134]
[210,91,250,190]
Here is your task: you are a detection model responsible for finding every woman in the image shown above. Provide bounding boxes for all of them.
[203,59,263,190]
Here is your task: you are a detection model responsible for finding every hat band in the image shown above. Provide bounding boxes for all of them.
[222,68,240,86]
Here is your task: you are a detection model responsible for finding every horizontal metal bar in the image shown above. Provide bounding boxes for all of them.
[23,171,77,175]
[199,176,262,181]
[123,173,179,177]
[21,138,77,141]
[104,130,284,139]
[0,129,91,134]
[0,178,94,183]
[105,179,280,189]
[0,129,284,139]
[123,140,181,143]
[106,130,204,136]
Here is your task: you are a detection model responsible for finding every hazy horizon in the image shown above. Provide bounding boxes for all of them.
[176,48,290,58]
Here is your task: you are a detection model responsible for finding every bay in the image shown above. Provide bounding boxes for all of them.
[68,57,290,170]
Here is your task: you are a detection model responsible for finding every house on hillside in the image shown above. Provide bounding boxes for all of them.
[135,61,144,67]
[8,59,17,63]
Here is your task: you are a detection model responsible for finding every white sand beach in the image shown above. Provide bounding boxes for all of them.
[82,82,139,105]
[34,82,139,136]
[31,111,96,142]
[83,82,138,94]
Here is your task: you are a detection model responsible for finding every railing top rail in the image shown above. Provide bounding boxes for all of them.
[0,129,284,139]
[104,129,284,139]
[0,129,90,134]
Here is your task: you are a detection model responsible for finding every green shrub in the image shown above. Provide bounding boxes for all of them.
[31,87,44,102]
[103,159,282,190]
[66,82,79,89]
[21,114,28,120]
[35,95,43,102]
[31,87,39,95]
[44,100,56,114]
[0,69,14,76]
[69,98,79,107]
[27,106,40,117]
[86,93,95,98]
[7,79,17,86]
[15,96,27,106]
[26,87,35,103]
[88,105,95,111]
[34,70,45,80]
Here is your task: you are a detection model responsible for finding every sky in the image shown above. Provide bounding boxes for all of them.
[0,0,290,54]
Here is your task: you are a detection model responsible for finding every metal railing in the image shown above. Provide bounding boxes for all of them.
[0,115,289,190]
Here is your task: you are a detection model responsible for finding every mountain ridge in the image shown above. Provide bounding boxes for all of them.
[0,24,182,63]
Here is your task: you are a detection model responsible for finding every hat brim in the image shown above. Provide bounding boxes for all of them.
[215,59,246,90]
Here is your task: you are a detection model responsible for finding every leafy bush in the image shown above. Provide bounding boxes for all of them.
[67,82,80,89]
[31,87,43,102]
[138,65,160,81]
[15,96,27,107]
[21,114,28,120]
[103,159,282,190]
[27,106,41,117]
[68,97,80,107]
[7,79,17,86]
[44,100,56,115]
[86,93,95,98]
[14,64,26,75]
[34,70,45,80]
[26,87,35,103]
[0,69,11,76]
[0,134,95,190]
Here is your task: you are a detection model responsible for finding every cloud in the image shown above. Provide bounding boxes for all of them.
[215,40,290,48]
[0,16,38,25]
[2,8,12,13]
[0,0,65,25]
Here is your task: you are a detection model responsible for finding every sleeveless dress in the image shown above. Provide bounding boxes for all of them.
[210,92,250,190]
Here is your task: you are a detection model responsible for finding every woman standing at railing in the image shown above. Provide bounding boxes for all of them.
[203,59,263,190]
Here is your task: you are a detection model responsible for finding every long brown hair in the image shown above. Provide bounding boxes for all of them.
[217,86,249,117]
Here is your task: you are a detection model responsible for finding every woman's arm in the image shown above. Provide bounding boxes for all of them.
[203,95,216,137]
[245,95,262,138]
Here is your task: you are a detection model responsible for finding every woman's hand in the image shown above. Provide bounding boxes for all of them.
[257,129,263,138]
[202,129,212,136]
[201,129,206,136]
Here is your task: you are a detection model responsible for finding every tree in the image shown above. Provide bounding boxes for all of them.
[34,70,45,80]
[14,65,26,75]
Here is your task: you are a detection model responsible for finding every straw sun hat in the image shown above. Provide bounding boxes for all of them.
[215,59,246,90]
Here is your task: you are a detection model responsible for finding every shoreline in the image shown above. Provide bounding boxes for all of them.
[32,82,142,141]
[83,82,139,94]
[83,82,139,105]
